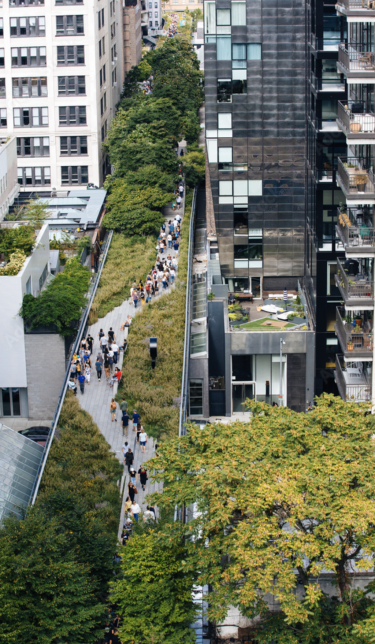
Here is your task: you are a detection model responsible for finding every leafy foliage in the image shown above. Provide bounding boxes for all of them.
[183,148,205,187]
[15,197,49,230]
[19,257,90,335]
[111,525,197,644]
[0,249,27,275]
[0,224,35,260]
[148,394,375,636]
[0,394,123,644]
[104,179,169,235]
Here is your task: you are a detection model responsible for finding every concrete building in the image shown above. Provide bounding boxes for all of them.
[162,1,203,12]
[0,136,19,221]
[0,0,122,192]
[0,222,66,426]
[148,0,162,31]
[122,0,143,80]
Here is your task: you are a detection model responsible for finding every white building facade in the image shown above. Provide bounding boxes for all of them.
[0,136,19,220]
[0,0,122,192]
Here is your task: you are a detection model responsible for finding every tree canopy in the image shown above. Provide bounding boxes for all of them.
[148,395,375,641]
[111,524,198,644]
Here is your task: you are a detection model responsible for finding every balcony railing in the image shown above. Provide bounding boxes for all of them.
[335,307,373,356]
[310,71,345,92]
[336,206,375,248]
[337,0,375,11]
[335,354,371,403]
[338,43,375,72]
[335,257,373,301]
[309,34,342,51]
[337,157,375,196]
[338,100,375,135]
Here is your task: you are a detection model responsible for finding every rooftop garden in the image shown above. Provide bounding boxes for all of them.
[229,295,309,331]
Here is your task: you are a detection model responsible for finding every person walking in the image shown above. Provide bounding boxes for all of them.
[70,360,77,380]
[78,372,85,395]
[130,501,141,522]
[112,341,119,364]
[107,346,114,373]
[130,467,136,485]
[100,334,108,352]
[95,357,102,381]
[132,289,138,309]
[104,356,110,381]
[176,195,181,209]
[173,239,179,256]
[132,409,140,432]
[121,410,129,436]
[110,398,117,422]
[85,363,91,385]
[125,447,134,472]
[138,465,148,491]
[68,378,77,395]
[120,398,128,413]
[86,334,94,354]
[179,183,184,198]
[108,327,115,343]
[139,428,148,453]
[124,495,132,512]
[98,328,105,342]
[128,482,137,504]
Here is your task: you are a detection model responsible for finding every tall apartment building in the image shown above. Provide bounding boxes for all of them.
[0,0,122,193]
[122,0,143,81]
[201,0,315,416]
[306,0,347,395]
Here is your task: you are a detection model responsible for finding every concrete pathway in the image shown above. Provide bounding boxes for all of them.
[78,172,186,522]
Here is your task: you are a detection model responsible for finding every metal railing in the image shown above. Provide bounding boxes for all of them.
[335,257,373,301]
[335,354,371,402]
[338,100,375,134]
[339,43,375,71]
[336,206,375,248]
[309,34,342,51]
[337,0,375,10]
[335,307,373,356]
[310,71,345,91]
[30,229,114,506]
[337,157,375,195]
[179,186,198,439]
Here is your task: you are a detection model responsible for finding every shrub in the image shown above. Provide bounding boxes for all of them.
[0,250,27,275]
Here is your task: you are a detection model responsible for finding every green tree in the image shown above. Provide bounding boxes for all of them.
[183,148,205,187]
[103,179,169,235]
[0,224,35,259]
[148,395,375,637]
[125,164,177,194]
[111,525,197,644]
[15,197,49,230]
[0,509,105,644]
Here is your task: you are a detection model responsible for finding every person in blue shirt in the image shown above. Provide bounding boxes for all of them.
[78,373,85,394]
[132,410,140,430]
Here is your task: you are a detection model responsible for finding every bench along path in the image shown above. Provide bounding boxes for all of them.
[78,161,186,518]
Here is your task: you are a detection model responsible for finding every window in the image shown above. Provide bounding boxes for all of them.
[232,69,247,95]
[149,20,152,27]
[59,106,86,126]
[217,36,231,60]
[12,47,46,66]
[111,44,117,61]
[10,0,44,5]
[98,8,104,29]
[218,112,232,136]
[56,0,84,4]
[1,388,21,417]
[149,11,152,16]
[0,18,3,37]
[0,79,4,98]
[232,43,246,68]
[218,146,232,169]
[112,67,117,85]
[248,180,262,196]
[103,64,106,82]
[13,107,48,127]
[99,36,105,58]
[248,43,261,60]
[217,8,230,25]
[0,49,4,67]
[60,135,88,155]
[57,45,84,65]
[231,2,246,26]
[17,136,50,156]
[12,77,47,97]
[61,166,88,185]
[111,21,116,38]
[110,0,115,16]
[189,379,203,415]
[217,78,232,103]
[10,17,45,37]
[56,15,84,35]
[0,108,6,127]
[39,263,48,289]
[26,276,32,294]
[18,167,50,186]
[234,208,248,235]
[100,68,103,87]
[58,76,85,95]
[204,1,216,35]
[155,11,158,17]
[155,20,158,26]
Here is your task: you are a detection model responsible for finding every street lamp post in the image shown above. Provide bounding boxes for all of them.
[279,338,286,405]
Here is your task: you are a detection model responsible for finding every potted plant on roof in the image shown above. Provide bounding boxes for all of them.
[355,314,363,327]
[347,337,354,351]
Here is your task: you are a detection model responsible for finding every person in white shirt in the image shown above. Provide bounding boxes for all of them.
[167,233,172,248]
[139,430,147,453]
[143,507,155,522]
[111,342,119,364]
[170,267,176,284]
[100,335,108,350]
[130,502,141,522]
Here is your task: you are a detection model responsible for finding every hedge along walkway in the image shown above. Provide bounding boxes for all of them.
[78,154,186,518]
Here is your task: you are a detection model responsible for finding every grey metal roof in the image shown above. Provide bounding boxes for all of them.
[0,424,44,524]
[40,189,106,229]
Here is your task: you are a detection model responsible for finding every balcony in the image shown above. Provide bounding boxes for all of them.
[337,101,375,140]
[309,34,341,52]
[338,44,375,79]
[310,71,345,93]
[336,206,375,253]
[336,0,375,19]
[335,354,371,402]
[337,157,375,202]
[335,257,374,306]
[335,307,373,358]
